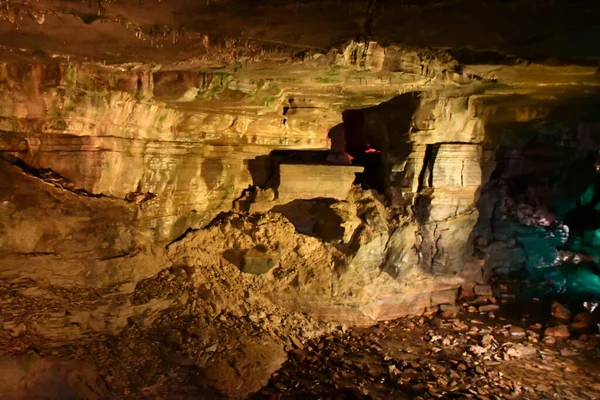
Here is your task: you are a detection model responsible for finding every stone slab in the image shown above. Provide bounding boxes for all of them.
[278,163,364,201]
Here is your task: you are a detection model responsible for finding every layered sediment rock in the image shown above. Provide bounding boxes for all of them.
[1,43,598,333]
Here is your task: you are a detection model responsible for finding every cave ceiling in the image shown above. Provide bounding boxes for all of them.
[1,0,600,63]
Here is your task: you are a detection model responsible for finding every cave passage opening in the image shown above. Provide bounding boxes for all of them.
[337,92,420,195]
[250,92,421,201]
[475,119,600,317]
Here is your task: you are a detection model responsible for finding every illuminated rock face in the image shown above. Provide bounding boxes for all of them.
[0,53,598,328]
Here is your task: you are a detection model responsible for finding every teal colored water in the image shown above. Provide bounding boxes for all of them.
[517,182,600,299]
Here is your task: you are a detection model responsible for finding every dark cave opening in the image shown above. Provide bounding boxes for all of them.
[248,93,421,200]
[349,151,385,193]
[416,143,439,193]
[340,92,421,195]
[475,121,600,320]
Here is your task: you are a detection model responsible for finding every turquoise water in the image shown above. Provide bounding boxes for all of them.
[516,182,600,299]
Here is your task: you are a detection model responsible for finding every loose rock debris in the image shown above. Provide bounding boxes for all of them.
[3,273,600,399]
[254,300,600,400]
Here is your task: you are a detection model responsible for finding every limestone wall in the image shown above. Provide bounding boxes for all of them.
[0,39,598,364]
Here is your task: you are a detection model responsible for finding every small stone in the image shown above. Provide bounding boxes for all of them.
[505,344,537,358]
[9,322,26,337]
[560,348,577,356]
[515,344,538,357]
[249,314,261,323]
[439,304,461,318]
[388,364,400,376]
[571,340,585,348]
[290,349,306,362]
[474,285,493,297]
[509,326,526,337]
[543,336,556,345]
[530,323,542,331]
[479,305,500,312]
[469,345,487,356]
[536,383,552,392]
[204,343,218,353]
[481,334,494,346]
[290,335,304,350]
[571,312,593,330]
[424,305,440,315]
[551,302,571,321]
[544,325,570,338]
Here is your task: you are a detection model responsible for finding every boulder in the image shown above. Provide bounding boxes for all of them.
[544,325,571,338]
[551,302,572,321]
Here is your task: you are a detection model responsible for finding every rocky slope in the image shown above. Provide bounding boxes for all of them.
[1,0,600,397]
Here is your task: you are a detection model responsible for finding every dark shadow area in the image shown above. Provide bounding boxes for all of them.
[272,199,344,242]
[328,123,346,153]
[448,47,522,66]
[342,92,421,195]
[474,94,600,309]
[223,248,244,269]
[270,150,331,165]
[416,144,439,193]
[247,155,274,187]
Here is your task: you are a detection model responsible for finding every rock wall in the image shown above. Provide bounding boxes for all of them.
[1,47,598,321]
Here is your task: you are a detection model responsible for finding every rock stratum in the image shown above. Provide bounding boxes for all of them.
[0,0,600,397]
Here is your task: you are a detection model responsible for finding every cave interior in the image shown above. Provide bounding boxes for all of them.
[1,0,600,398]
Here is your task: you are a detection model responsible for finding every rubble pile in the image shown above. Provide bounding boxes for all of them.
[255,291,600,400]
[1,262,600,399]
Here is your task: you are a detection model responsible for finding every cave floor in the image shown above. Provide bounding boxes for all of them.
[3,281,600,399]
[254,299,600,400]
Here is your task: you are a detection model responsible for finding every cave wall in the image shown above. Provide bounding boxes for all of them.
[474,120,600,285]
[0,48,478,323]
[1,46,598,336]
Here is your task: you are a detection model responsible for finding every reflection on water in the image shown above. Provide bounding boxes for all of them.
[513,199,600,300]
